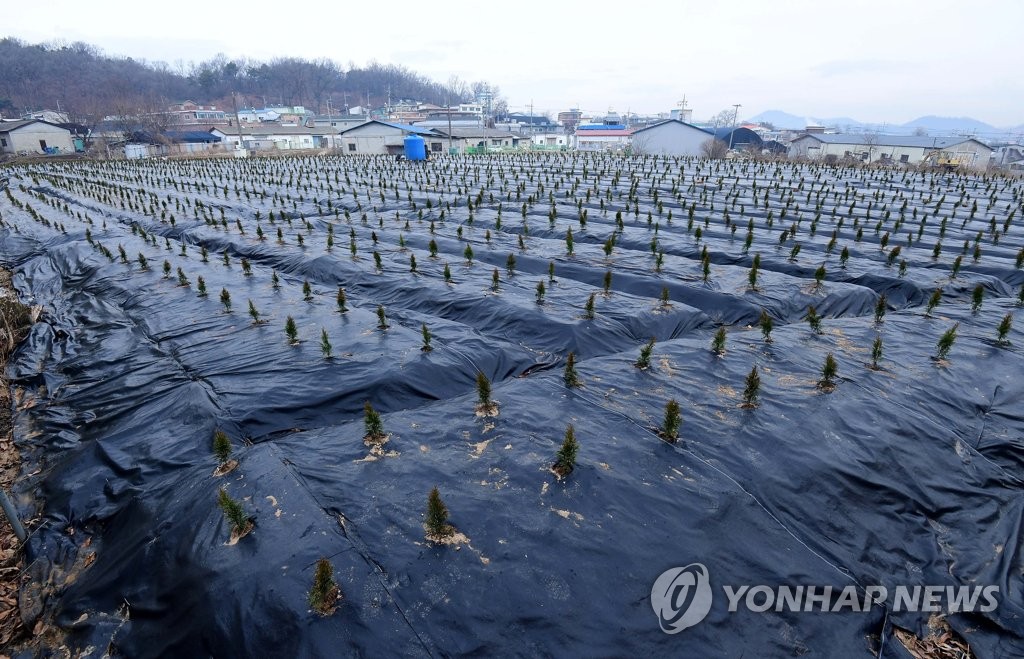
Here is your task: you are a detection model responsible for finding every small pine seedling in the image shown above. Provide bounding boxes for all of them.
[212,429,231,464]
[971,284,984,314]
[871,335,883,369]
[635,338,655,369]
[602,270,612,295]
[760,310,774,343]
[584,293,596,319]
[936,322,959,360]
[364,401,385,440]
[220,288,231,312]
[421,323,432,352]
[661,399,682,442]
[425,487,453,538]
[712,327,727,355]
[554,424,579,476]
[874,294,887,324]
[197,276,207,297]
[217,488,250,537]
[926,288,942,316]
[285,316,298,343]
[820,353,838,389]
[564,352,581,388]
[303,280,313,301]
[308,558,339,615]
[807,305,823,334]
[536,280,546,304]
[336,287,347,312]
[996,313,1013,345]
[376,305,388,329]
[742,365,761,408]
[476,371,493,408]
[321,328,332,358]
[248,299,260,324]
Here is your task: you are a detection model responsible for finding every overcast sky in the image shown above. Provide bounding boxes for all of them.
[6,0,1023,126]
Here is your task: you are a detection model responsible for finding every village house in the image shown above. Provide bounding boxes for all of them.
[0,119,76,155]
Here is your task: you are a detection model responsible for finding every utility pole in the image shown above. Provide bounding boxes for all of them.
[325,96,333,148]
[446,92,454,155]
[728,103,741,150]
[231,91,244,152]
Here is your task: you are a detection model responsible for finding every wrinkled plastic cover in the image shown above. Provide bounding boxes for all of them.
[1,155,1023,657]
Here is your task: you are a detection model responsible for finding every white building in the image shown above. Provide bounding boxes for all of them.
[0,120,75,155]
[788,134,993,170]
[338,120,445,155]
[211,124,338,151]
[629,120,713,156]
[573,127,633,152]
[531,133,569,149]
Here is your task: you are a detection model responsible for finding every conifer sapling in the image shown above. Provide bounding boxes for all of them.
[376,305,388,329]
[554,424,579,476]
[742,365,761,408]
[213,429,231,464]
[217,488,251,538]
[874,294,887,324]
[997,313,1013,345]
[425,486,453,538]
[760,310,774,343]
[712,327,727,355]
[936,322,959,360]
[584,293,596,319]
[871,335,883,369]
[926,288,942,316]
[661,399,682,442]
[820,352,838,389]
[364,401,385,441]
[321,328,332,358]
[285,315,298,343]
[220,288,231,312]
[635,338,655,369]
[807,305,823,334]
[421,323,432,352]
[564,352,581,387]
[971,284,984,313]
[308,558,340,615]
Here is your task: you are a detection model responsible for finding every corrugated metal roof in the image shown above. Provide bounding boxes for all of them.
[797,133,987,149]
[631,119,713,136]
[338,120,438,136]
[0,119,41,132]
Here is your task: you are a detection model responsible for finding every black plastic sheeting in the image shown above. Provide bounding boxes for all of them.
[2,154,1024,657]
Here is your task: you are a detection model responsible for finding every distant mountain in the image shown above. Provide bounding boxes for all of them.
[900,115,998,135]
[747,110,867,130]
[745,110,808,129]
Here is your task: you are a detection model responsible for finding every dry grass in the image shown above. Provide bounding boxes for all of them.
[894,615,974,659]
[0,269,32,648]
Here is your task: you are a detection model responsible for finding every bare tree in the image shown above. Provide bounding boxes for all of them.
[709,108,735,131]
[861,131,879,163]
[700,138,729,159]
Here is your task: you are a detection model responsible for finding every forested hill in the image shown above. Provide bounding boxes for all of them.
[0,37,490,122]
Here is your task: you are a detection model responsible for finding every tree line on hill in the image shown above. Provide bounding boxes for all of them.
[0,37,499,129]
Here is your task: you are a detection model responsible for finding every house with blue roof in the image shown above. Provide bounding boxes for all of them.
[338,120,446,155]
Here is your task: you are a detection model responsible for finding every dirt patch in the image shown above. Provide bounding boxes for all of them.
[894,614,974,659]
[0,268,34,649]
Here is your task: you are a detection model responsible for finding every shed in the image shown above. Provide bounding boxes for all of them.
[629,120,714,157]
[338,120,444,155]
[0,120,75,155]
